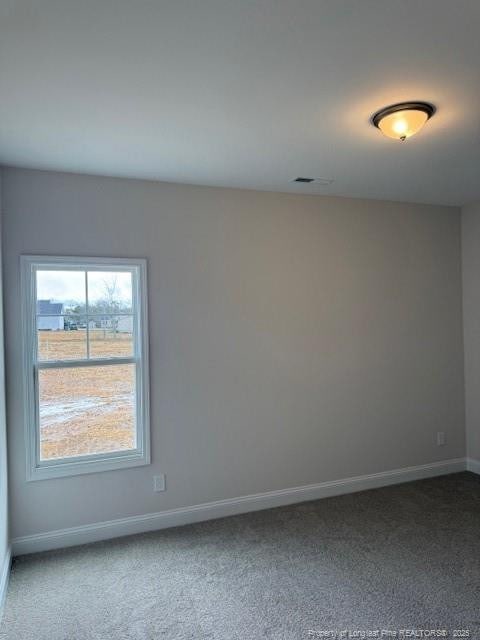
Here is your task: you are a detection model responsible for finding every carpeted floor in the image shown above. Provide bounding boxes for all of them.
[1,472,480,640]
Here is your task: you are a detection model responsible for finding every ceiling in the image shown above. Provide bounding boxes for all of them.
[1,0,479,206]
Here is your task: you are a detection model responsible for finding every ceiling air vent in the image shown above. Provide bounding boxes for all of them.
[291,177,334,185]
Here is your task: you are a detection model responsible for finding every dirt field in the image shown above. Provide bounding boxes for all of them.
[38,330,136,460]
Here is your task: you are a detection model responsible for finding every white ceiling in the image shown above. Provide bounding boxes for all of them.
[1,0,479,206]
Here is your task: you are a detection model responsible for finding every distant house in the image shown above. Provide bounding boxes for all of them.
[117,316,133,333]
[88,316,133,333]
[88,318,111,330]
[37,300,64,331]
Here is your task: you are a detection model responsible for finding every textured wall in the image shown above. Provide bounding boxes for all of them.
[462,201,480,462]
[1,168,465,538]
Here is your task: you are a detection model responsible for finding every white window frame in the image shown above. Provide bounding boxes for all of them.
[21,255,150,481]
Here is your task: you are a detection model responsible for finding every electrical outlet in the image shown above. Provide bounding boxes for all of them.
[437,431,446,446]
[154,474,166,492]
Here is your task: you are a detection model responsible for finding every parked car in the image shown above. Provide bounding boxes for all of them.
[63,318,78,331]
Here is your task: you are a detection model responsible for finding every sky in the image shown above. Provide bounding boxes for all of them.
[36,270,132,306]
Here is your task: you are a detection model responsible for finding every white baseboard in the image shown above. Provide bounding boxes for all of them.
[466,458,480,475]
[0,546,11,622]
[11,457,466,556]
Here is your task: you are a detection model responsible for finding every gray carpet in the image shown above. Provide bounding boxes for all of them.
[1,472,480,639]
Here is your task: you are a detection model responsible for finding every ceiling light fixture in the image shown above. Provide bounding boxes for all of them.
[372,101,435,141]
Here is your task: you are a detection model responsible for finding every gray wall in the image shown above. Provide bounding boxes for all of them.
[462,201,480,462]
[1,167,465,539]
[0,172,9,584]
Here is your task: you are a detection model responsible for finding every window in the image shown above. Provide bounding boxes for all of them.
[21,256,150,480]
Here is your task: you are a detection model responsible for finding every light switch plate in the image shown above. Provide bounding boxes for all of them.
[154,474,166,492]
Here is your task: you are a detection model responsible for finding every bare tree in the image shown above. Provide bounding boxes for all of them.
[102,276,120,313]
[100,276,121,337]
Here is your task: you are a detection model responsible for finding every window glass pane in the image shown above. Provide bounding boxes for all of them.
[37,316,87,361]
[88,315,134,358]
[36,270,86,313]
[87,271,133,314]
[38,364,136,461]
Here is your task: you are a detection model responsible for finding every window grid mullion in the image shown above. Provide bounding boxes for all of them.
[35,356,137,370]
[85,270,90,359]
[35,312,135,318]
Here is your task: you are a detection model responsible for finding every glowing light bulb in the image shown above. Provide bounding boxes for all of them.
[392,119,408,135]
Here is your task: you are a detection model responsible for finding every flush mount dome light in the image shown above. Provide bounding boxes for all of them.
[372,101,435,141]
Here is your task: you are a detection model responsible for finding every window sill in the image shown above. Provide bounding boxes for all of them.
[27,450,150,481]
